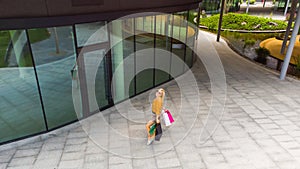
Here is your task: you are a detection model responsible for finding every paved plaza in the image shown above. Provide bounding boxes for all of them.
[1,30,300,169]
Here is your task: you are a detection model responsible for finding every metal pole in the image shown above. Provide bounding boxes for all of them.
[284,0,290,16]
[280,0,297,54]
[196,2,201,40]
[246,0,250,13]
[280,6,300,80]
[165,15,169,48]
[217,0,226,42]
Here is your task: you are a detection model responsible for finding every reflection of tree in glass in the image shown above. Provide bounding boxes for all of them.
[0,29,50,68]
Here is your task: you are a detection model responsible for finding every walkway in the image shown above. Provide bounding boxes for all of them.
[1,30,300,169]
[239,1,286,20]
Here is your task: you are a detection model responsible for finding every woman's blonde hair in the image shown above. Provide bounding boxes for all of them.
[158,88,165,102]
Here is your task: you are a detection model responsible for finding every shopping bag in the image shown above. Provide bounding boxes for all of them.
[155,123,162,141]
[165,110,174,123]
[149,123,156,135]
[163,112,172,126]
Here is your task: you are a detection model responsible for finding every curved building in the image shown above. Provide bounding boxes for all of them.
[0,0,200,144]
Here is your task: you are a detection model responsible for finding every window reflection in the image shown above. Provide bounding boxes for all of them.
[0,30,37,68]
[111,19,136,103]
[75,22,108,47]
[0,30,46,143]
[155,14,172,85]
[171,12,188,78]
[85,49,109,112]
[135,17,155,94]
[185,10,197,68]
[28,26,78,129]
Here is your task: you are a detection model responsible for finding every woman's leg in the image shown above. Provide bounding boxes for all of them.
[146,120,155,145]
[146,120,154,138]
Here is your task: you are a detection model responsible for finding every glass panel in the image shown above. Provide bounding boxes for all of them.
[135,17,144,32]
[135,16,155,34]
[155,15,162,35]
[75,22,108,47]
[84,49,109,113]
[180,12,188,43]
[145,16,155,34]
[155,48,170,85]
[172,15,181,41]
[171,45,185,78]
[168,15,173,38]
[156,14,170,37]
[173,12,188,43]
[110,19,132,103]
[185,11,196,68]
[185,46,194,68]
[135,16,154,94]
[171,12,187,77]
[180,11,188,71]
[0,30,46,143]
[155,15,172,85]
[122,19,135,99]
[28,26,79,129]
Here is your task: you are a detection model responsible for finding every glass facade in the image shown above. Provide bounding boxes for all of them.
[0,30,46,143]
[75,22,108,47]
[28,26,78,129]
[171,12,187,78]
[0,11,197,144]
[121,18,135,99]
[135,16,155,94]
[155,14,172,85]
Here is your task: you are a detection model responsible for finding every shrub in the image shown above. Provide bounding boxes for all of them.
[244,39,256,48]
[292,55,300,71]
[246,0,256,4]
[255,47,270,64]
[200,13,287,31]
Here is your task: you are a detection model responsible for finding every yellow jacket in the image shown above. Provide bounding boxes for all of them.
[152,97,163,115]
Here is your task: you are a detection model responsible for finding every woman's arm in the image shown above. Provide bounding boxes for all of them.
[156,115,160,123]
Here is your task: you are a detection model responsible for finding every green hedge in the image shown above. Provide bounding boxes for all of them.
[200,13,287,31]
[246,0,256,4]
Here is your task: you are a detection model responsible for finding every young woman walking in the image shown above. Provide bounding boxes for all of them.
[146,88,165,145]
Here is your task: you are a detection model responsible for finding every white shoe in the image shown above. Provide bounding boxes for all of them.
[147,138,154,145]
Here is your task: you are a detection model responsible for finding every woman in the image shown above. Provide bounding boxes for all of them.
[146,88,165,145]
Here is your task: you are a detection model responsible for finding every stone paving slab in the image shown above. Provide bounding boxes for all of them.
[1,30,300,169]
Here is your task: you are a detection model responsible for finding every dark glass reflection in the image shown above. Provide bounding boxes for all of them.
[0,30,46,143]
[28,26,78,129]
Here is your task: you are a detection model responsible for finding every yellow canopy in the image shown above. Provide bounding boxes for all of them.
[260,35,300,65]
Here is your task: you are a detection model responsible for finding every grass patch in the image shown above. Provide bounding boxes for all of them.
[200,13,287,31]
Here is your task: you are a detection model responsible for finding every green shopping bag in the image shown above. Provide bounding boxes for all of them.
[149,123,156,135]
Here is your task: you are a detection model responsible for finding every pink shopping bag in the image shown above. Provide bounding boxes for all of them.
[165,110,174,123]
[163,112,171,126]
